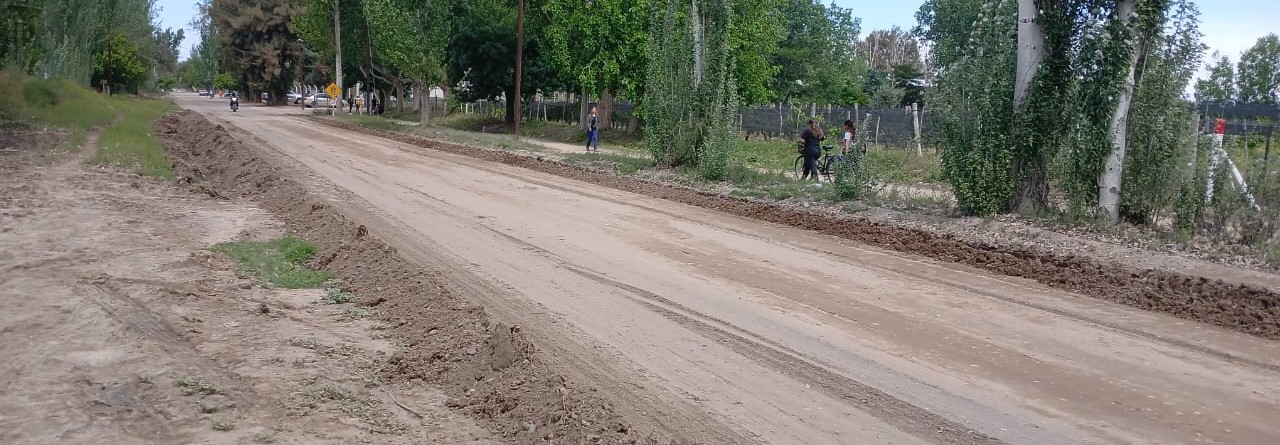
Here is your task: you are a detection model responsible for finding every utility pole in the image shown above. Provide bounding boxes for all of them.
[334,0,343,116]
[513,0,525,137]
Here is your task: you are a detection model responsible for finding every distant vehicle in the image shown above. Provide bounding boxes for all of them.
[307,93,335,108]
[287,92,302,103]
[198,90,211,96]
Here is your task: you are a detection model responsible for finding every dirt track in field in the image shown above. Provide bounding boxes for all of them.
[161,95,1280,445]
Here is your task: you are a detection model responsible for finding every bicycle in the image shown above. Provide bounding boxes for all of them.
[794,144,840,181]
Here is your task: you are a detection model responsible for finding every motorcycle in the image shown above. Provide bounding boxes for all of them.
[229,95,239,112]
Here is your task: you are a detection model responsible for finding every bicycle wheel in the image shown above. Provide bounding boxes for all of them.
[794,155,805,180]
[820,156,836,181]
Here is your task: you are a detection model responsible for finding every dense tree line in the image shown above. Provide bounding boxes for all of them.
[0,0,183,93]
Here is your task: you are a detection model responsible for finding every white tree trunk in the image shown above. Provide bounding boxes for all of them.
[1097,0,1140,224]
[1014,0,1045,109]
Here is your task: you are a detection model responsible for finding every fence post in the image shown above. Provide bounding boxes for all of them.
[913,102,923,156]
[874,115,880,149]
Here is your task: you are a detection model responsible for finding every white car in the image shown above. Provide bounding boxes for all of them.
[306,93,336,108]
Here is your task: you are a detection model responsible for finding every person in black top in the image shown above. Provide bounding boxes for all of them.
[586,106,600,151]
[799,119,825,181]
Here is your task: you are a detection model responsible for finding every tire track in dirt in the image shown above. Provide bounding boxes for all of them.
[312,117,1280,341]
[158,110,716,445]
[401,158,1275,372]
[474,223,1009,444]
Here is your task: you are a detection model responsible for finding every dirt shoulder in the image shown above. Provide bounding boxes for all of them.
[0,125,497,444]
[159,110,680,444]
[309,116,1280,341]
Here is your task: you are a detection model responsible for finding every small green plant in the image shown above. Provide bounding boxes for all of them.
[342,307,372,319]
[212,237,332,288]
[177,375,221,396]
[211,417,235,431]
[323,287,357,304]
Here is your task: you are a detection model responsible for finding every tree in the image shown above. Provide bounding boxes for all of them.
[767,0,863,133]
[729,0,785,106]
[447,0,559,124]
[1237,33,1280,105]
[913,0,984,70]
[542,0,650,131]
[1097,0,1172,225]
[1119,0,1203,224]
[1194,51,1237,105]
[644,0,737,179]
[92,33,147,94]
[891,63,924,106]
[210,0,304,103]
[0,0,42,72]
[862,27,922,72]
[153,27,185,80]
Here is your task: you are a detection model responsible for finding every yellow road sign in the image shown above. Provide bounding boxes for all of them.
[324,83,341,99]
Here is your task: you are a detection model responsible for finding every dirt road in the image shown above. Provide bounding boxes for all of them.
[179,96,1280,445]
[0,120,501,444]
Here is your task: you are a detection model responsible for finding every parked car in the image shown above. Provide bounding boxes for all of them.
[197,90,211,96]
[287,91,302,103]
[306,93,335,108]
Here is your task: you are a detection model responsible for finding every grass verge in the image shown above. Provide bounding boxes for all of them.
[212,236,332,288]
[1,72,176,177]
[94,98,175,178]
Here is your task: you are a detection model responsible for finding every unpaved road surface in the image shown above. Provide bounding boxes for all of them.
[0,121,497,444]
[180,96,1280,445]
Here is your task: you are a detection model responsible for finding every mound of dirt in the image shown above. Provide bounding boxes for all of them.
[315,117,1280,341]
[159,110,664,445]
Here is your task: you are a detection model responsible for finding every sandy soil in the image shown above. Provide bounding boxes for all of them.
[0,121,497,444]
[160,95,1280,445]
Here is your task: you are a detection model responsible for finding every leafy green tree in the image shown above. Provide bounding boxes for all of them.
[383,0,452,121]
[210,0,304,103]
[644,0,737,179]
[768,0,863,132]
[542,0,650,130]
[93,33,147,94]
[1194,52,1237,105]
[1237,33,1280,105]
[891,63,924,106]
[728,0,785,106]
[0,0,42,72]
[913,0,984,70]
[1119,0,1204,224]
[447,0,560,124]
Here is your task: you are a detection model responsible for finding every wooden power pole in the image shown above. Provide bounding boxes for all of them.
[334,0,342,116]
[514,0,525,137]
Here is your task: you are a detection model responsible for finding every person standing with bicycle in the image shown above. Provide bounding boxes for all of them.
[798,119,825,181]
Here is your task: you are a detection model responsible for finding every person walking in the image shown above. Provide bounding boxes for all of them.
[799,119,825,181]
[586,106,600,152]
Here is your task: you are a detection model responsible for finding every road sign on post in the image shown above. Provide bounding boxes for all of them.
[325,83,341,101]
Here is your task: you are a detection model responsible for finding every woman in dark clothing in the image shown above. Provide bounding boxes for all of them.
[799,119,825,181]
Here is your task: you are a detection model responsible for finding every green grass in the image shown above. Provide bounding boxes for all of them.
[0,74,116,130]
[212,236,332,288]
[94,98,175,178]
[1,72,176,177]
[732,139,799,172]
[563,151,656,174]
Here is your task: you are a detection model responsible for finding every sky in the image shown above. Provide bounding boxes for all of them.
[155,0,1276,74]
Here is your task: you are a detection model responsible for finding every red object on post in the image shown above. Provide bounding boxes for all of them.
[1214,118,1226,135]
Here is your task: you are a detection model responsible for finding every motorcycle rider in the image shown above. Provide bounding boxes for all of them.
[228,90,239,112]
